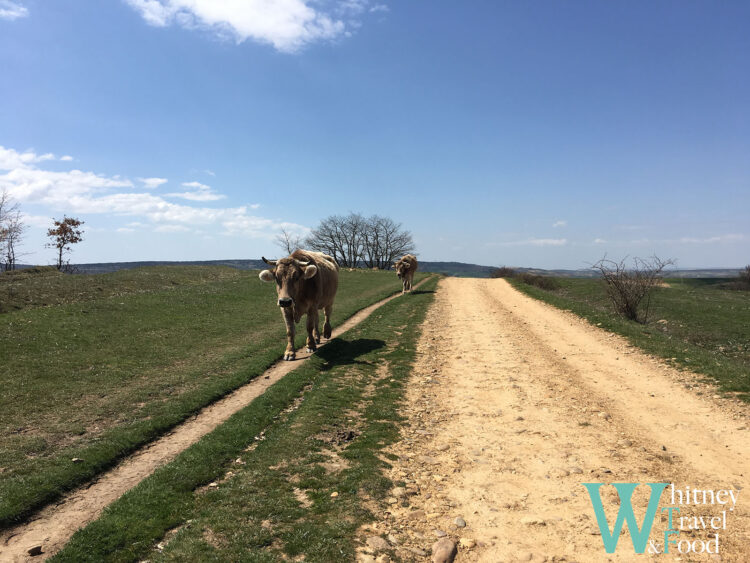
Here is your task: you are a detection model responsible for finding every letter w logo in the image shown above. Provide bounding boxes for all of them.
[583,483,668,554]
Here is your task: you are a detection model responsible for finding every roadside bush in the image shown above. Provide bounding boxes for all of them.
[518,272,561,291]
[591,255,674,323]
[723,265,750,291]
[490,266,517,278]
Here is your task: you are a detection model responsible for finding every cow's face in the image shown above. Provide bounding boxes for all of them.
[395,261,410,279]
[259,257,318,308]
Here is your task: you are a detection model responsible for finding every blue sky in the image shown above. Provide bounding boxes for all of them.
[1,0,748,269]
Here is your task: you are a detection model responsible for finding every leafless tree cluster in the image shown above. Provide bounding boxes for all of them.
[303,212,414,268]
[740,265,750,285]
[591,254,675,323]
[274,227,304,255]
[0,190,27,271]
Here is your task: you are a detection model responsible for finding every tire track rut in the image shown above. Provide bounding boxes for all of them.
[0,278,433,562]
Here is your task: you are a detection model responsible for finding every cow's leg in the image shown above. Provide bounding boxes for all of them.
[282,309,296,361]
[306,310,318,353]
[323,305,333,339]
[402,278,407,294]
[313,309,321,344]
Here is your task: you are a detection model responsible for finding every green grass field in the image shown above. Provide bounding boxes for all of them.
[0,266,426,528]
[53,277,438,563]
[509,276,750,401]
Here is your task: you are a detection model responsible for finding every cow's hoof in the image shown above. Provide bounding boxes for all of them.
[306,347,316,354]
[284,352,295,361]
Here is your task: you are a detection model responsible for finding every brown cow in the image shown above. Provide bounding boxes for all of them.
[259,250,339,361]
[394,254,418,294]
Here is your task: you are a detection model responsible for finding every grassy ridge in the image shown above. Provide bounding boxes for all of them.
[509,277,750,400]
[53,278,438,562]
[0,267,425,528]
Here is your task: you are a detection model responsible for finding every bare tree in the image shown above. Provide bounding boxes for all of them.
[274,227,303,255]
[0,190,27,271]
[305,212,414,269]
[361,215,414,269]
[47,216,85,271]
[2,209,26,271]
[305,213,365,268]
[591,255,675,323]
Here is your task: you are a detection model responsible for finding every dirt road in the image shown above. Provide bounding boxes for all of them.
[363,278,749,562]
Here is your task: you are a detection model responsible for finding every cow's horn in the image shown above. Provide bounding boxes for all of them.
[294,259,310,267]
[262,256,277,266]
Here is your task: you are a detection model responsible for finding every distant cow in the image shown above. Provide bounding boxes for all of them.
[259,250,339,361]
[394,254,418,294]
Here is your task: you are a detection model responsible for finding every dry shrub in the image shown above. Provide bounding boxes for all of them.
[518,272,561,291]
[490,266,517,278]
[591,255,675,323]
[724,265,750,291]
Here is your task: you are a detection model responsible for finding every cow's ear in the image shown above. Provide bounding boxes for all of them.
[303,264,318,279]
[259,269,274,282]
[402,263,410,269]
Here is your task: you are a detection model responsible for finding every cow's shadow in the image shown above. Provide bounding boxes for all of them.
[409,289,435,295]
[315,338,385,371]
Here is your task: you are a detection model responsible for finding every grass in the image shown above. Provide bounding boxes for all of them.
[508,276,750,401]
[52,277,438,562]
[0,266,426,528]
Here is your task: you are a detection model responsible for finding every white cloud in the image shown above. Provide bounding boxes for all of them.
[488,238,568,248]
[181,181,210,190]
[593,238,607,244]
[499,238,568,247]
[250,203,261,209]
[2,167,133,204]
[0,145,306,240]
[60,155,74,162]
[369,3,389,13]
[552,220,567,228]
[0,0,28,20]
[154,224,190,233]
[672,234,746,244]
[19,212,52,229]
[165,181,226,201]
[0,146,56,169]
[124,0,357,53]
[137,176,168,189]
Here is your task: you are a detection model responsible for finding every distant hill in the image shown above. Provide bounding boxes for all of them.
[418,261,497,277]
[14,260,742,279]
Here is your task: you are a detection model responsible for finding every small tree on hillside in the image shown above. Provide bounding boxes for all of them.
[47,216,85,271]
[0,190,26,271]
[591,254,675,323]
